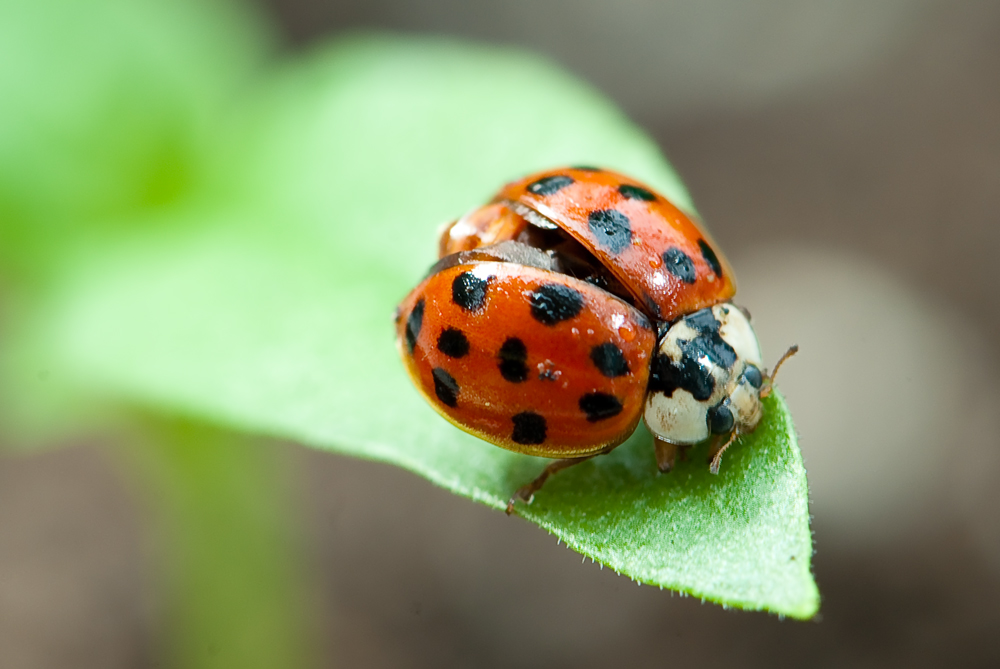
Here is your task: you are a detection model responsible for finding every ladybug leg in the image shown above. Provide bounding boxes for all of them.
[654,437,678,473]
[506,448,612,515]
[706,433,724,463]
[708,431,740,475]
[704,434,724,461]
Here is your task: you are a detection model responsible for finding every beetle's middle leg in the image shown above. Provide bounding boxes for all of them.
[506,445,615,515]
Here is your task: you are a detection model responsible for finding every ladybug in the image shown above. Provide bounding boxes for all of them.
[394,167,795,513]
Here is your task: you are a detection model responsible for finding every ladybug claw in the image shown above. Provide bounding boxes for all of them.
[505,490,534,515]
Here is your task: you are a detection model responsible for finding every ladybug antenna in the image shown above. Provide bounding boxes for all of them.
[760,344,798,399]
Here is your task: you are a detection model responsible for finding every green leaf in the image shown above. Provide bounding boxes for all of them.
[30,36,818,617]
[0,0,270,283]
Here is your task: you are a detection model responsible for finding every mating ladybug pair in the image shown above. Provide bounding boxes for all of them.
[395,167,795,513]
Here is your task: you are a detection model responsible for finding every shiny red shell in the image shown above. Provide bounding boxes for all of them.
[400,167,736,457]
[442,167,735,322]
[396,262,656,457]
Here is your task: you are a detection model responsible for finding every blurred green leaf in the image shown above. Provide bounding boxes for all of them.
[30,37,818,617]
[0,0,270,284]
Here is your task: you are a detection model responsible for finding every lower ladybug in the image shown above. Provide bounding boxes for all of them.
[394,167,795,513]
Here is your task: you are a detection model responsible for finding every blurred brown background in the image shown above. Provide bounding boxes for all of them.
[2,1,999,666]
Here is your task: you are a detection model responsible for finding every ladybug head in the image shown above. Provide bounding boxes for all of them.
[643,303,767,451]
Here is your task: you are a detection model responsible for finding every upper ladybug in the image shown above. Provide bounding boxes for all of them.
[440,167,736,322]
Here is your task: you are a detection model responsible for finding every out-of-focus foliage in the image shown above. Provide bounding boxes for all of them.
[0,0,817,621]
[0,0,269,284]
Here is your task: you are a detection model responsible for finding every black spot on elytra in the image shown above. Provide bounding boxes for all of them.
[405,299,424,353]
[498,338,529,383]
[743,365,763,389]
[587,209,632,254]
[648,309,736,401]
[511,412,547,445]
[699,239,723,278]
[452,271,489,311]
[663,247,696,284]
[579,393,624,422]
[708,401,735,434]
[432,367,459,407]
[529,283,584,325]
[590,343,630,378]
[618,184,656,201]
[437,328,469,358]
[528,175,574,196]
